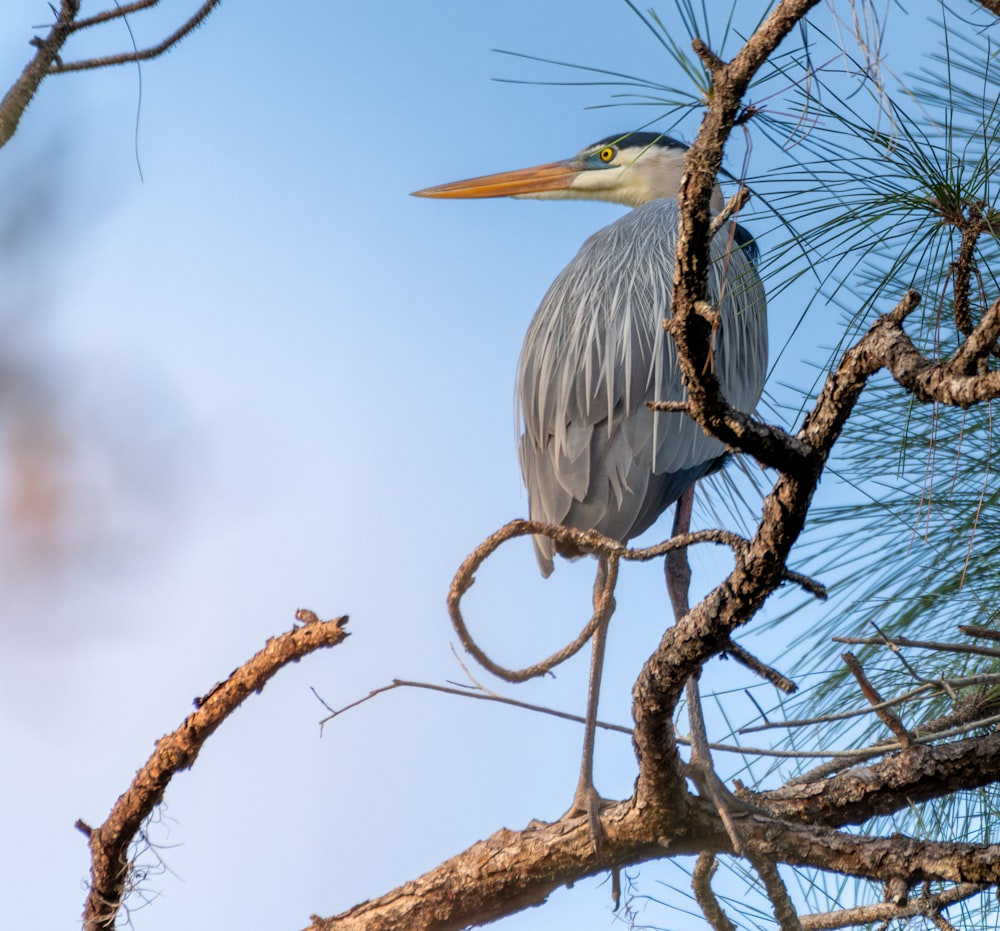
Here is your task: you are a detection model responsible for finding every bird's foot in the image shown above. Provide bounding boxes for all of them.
[564,782,622,907]
[563,780,608,861]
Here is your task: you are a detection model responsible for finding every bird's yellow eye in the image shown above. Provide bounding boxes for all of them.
[599,146,616,163]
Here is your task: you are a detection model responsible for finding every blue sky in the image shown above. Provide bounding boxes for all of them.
[0,2,967,929]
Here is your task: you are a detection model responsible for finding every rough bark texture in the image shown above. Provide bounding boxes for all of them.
[16,0,996,928]
[79,613,350,930]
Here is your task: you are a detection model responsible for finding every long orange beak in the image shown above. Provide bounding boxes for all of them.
[412,160,578,199]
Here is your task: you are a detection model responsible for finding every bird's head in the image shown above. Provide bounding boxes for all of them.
[413,132,723,211]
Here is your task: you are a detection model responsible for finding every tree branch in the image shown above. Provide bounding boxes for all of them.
[755,729,1000,826]
[50,1,222,73]
[0,1,79,148]
[801,883,985,931]
[77,611,349,931]
[0,1,223,150]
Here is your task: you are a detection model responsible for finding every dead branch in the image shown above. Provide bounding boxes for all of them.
[835,633,1000,660]
[801,883,984,930]
[315,675,894,764]
[314,677,634,736]
[0,1,221,150]
[447,518,750,683]
[78,611,349,931]
[842,652,915,748]
[755,728,1000,825]
[960,624,1000,642]
[68,1,159,32]
[746,850,803,931]
[0,2,78,148]
[51,1,222,73]
[723,639,798,692]
[709,186,753,240]
[693,853,737,931]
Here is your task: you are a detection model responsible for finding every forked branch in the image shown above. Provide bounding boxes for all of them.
[0,1,221,149]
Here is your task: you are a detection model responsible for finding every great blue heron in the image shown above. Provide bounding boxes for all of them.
[414,131,767,844]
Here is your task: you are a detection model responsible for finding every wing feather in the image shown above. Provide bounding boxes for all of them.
[518,199,767,575]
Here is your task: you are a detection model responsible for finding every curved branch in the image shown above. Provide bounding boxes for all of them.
[78,611,349,931]
[447,519,749,683]
[693,853,737,931]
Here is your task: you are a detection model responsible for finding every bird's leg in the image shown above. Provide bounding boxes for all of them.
[565,554,615,860]
[667,487,749,856]
[666,486,694,618]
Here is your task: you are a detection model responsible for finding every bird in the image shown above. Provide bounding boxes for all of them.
[414,131,767,575]
[413,131,767,847]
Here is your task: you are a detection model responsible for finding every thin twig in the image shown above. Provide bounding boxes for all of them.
[842,652,914,748]
[51,1,221,73]
[723,639,798,693]
[314,679,632,737]
[800,883,984,930]
[709,186,753,240]
[959,624,1000,642]
[68,0,158,31]
[312,675,900,761]
[834,633,1000,660]
[741,674,1000,735]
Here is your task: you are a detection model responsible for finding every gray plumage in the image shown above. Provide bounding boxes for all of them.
[518,199,767,575]
[413,132,768,576]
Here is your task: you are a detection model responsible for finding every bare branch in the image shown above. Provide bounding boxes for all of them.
[314,678,634,736]
[835,633,1000,660]
[757,728,1000,825]
[709,186,753,239]
[843,652,915,748]
[723,639,798,693]
[801,883,984,930]
[693,853,737,931]
[306,804,1000,930]
[79,611,349,931]
[69,1,158,31]
[0,2,78,148]
[746,851,803,931]
[50,1,222,74]
[950,206,982,338]
[960,624,1000,642]
[0,2,222,150]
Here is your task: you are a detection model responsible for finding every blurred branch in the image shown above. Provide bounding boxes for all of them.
[52,1,221,73]
[0,1,221,149]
